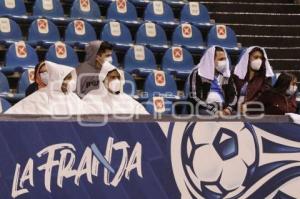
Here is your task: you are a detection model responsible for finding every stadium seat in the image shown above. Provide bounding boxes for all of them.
[119,70,138,98]
[0,71,10,98]
[111,51,119,67]
[162,46,195,78]
[207,25,239,52]
[135,22,169,52]
[0,17,22,46]
[129,0,149,7]
[17,68,35,97]
[143,70,179,101]
[32,0,66,23]
[45,42,79,67]
[143,96,172,115]
[2,41,39,74]
[70,0,102,24]
[172,23,205,53]
[0,97,11,113]
[101,21,133,50]
[95,0,114,6]
[107,0,140,27]
[28,18,60,47]
[180,2,212,29]
[124,45,156,76]
[0,0,29,21]
[65,20,97,48]
[144,1,178,28]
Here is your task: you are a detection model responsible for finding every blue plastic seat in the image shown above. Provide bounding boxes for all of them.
[32,0,66,23]
[144,70,179,101]
[100,21,133,50]
[28,18,60,47]
[17,68,35,97]
[143,97,172,115]
[207,25,239,52]
[120,70,137,98]
[70,0,102,24]
[0,17,22,46]
[124,45,156,76]
[2,41,39,74]
[144,1,178,28]
[162,46,195,78]
[0,0,29,21]
[180,2,212,29]
[0,97,11,113]
[107,0,140,27]
[65,20,97,48]
[135,22,168,52]
[45,42,79,67]
[172,23,205,53]
[111,51,119,66]
[0,71,10,97]
[129,0,150,7]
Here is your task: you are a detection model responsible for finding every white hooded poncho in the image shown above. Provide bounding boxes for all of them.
[5,61,90,115]
[83,62,149,115]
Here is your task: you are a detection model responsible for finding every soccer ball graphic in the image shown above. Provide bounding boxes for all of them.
[178,122,259,199]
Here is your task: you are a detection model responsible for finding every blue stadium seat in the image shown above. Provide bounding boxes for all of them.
[143,97,172,115]
[32,0,66,23]
[143,70,179,101]
[0,97,11,113]
[0,0,29,21]
[70,0,102,24]
[172,23,205,53]
[17,68,35,97]
[135,22,168,52]
[144,1,178,28]
[124,45,156,76]
[0,17,22,46]
[101,21,133,50]
[45,42,79,67]
[207,25,239,52]
[65,20,97,48]
[162,46,195,78]
[107,0,140,27]
[0,71,10,98]
[120,70,137,98]
[2,41,39,74]
[180,2,212,29]
[28,18,60,47]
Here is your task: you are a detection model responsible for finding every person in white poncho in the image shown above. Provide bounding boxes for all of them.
[5,61,89,115]
[83,61,149,115]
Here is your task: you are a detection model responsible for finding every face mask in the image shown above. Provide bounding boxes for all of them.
[105,56,113,64]
[250,59,263,71]
[108,79,121,94]
[40,72,49,85]
[215,60,227,73]
[286,85,298,96]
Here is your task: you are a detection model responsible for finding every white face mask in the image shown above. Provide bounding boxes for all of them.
[215,60,227,73]
[286,85,298,96]
[108,79,121,94]
[105,56,113,64]
[40,72,49,85]
[250,59,263,71]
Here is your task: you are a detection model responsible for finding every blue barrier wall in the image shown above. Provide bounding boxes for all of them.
[0,118,300,199]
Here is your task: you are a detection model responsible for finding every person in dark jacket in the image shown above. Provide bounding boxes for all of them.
[187,46,237,115]
[258,72,297,115]
[233,46,274,112]
[25,61,47,96]
[61,41,113,98]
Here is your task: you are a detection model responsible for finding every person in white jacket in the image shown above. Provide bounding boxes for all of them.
[83,61,149,115]
[5,61,91,115]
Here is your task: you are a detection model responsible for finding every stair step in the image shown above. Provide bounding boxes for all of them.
[200,0,294,4]
[238,35,300,47]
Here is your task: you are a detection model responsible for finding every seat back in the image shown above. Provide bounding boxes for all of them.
[180,2,210,24]
[32,0,64,18]
[0,0,26,17]
[172,23,204,47]
[144,1,174,23]
[101,21,132,46]
[65,20,97,44]
[207,25,238,49]
[144,96,172,115]
[0,97,11,113]
[0,71,10,93]
[70,0,101,20]
[0,17,22,43]
[135,22,167,47]
[107,0,138,22]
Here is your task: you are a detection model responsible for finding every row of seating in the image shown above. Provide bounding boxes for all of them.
[0,17,238,52]
[1,0,211,29]
[1,41,199,77]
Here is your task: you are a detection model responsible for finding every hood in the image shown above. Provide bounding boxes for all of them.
[85,40,102,68]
